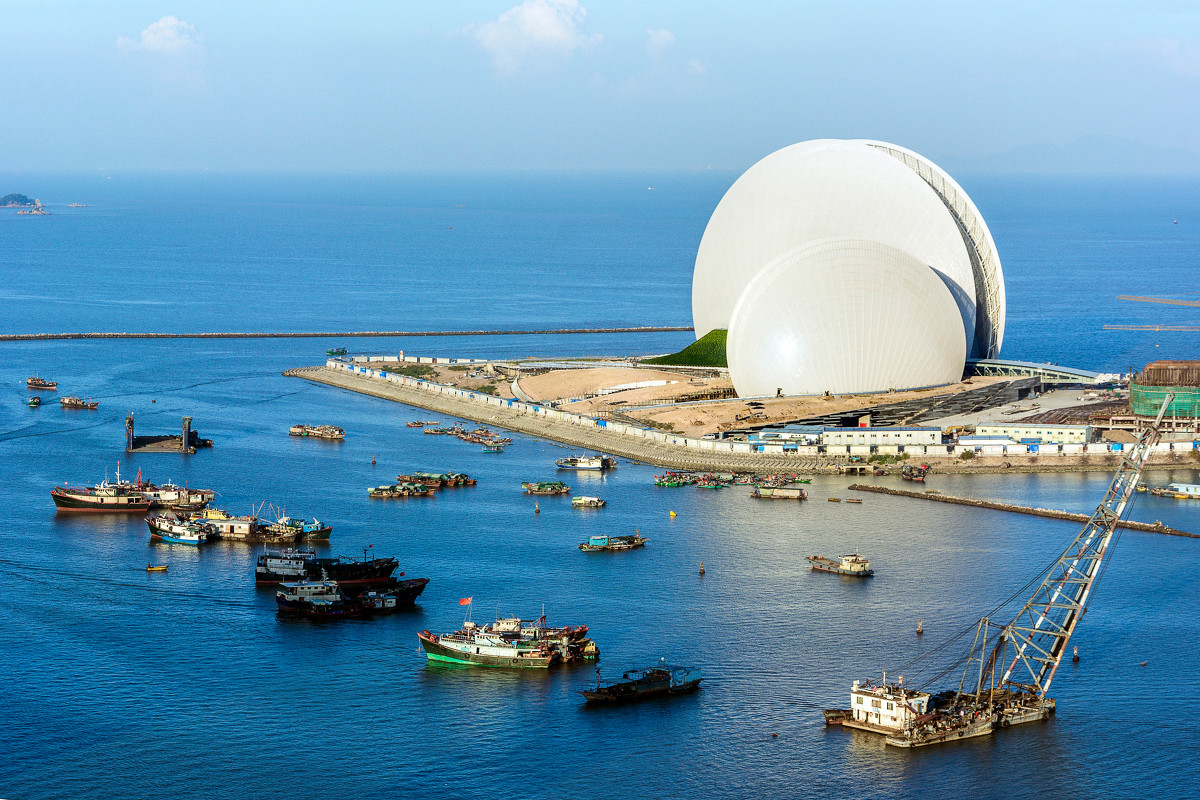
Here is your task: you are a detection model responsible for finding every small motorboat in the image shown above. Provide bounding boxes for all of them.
[145,564,169,572]
[28,396,41,407]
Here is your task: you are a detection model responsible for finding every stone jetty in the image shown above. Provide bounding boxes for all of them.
[847,484,1196,538]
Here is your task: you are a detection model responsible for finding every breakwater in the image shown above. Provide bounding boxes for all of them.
[0,326,692,342]
[847,484,1196,538]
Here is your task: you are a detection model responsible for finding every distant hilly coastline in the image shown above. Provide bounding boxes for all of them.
[2,193,37,207]
[971,134,1200,174]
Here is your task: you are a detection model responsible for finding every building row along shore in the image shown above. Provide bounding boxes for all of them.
[284,361,1199,475]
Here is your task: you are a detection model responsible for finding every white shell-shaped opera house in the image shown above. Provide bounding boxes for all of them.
[692,139,1005,397]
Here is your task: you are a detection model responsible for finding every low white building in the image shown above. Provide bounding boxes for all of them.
[974,423,1092,444]
[821,426,941,447]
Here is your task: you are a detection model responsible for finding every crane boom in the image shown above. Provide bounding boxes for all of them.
[992,392,1171,696]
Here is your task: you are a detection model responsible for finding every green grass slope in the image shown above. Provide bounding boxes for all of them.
[643,329,727,367]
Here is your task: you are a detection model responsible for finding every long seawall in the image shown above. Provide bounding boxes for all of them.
[0,326,693,342]
[285,365,826,472]
[847,484,1196,538]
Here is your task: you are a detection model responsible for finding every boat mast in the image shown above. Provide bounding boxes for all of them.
[975,393,1173,699]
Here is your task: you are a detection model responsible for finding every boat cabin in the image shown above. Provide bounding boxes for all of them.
[277,581,341,602]
[1166,483,1200,497]
[849,680,931,733]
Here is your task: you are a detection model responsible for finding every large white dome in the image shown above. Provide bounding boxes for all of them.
[726,238,968,396]
[692,139,1005,366]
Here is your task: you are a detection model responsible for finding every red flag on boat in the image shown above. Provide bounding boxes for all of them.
[458,597,472,606]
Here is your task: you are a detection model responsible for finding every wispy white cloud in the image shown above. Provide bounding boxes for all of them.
[474,0,602,75]
[118,16,201,56]
[687,59,707,75]
[646,28,674,60]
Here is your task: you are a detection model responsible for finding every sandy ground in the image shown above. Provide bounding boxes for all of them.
[380,363,516,400]
[517,367,700,402]
[627,376,1011,437]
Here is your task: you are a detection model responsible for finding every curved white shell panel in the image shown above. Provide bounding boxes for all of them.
[859,140,1005,357]
[692,139,979,355]
[726,238,967,397]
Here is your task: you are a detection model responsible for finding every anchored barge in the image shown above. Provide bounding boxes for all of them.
[807,553,874,577]
[581,662,702,704]
[1150,482,1200,499]
[579,533,647,552]
[571,496,606,508]
[750,485,808,500]
[60,396,99,410]
[556,454,617,470]
[289,424,345,440]
[358,577,431,611]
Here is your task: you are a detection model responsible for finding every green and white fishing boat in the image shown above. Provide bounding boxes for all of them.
[417,620,558,668]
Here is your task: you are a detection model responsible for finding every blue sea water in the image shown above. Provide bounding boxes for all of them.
[0,173,1198,800]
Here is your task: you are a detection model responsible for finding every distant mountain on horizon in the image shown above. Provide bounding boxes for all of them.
[965,134,1200,175]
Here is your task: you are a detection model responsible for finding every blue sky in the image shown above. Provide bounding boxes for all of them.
[2,1,1199,172]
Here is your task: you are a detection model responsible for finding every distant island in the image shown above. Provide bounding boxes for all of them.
[2,193,36,207]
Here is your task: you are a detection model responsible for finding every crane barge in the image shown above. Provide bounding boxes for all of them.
[825,393,1174,748]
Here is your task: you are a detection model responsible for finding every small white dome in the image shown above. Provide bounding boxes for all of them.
[726,238,968,396]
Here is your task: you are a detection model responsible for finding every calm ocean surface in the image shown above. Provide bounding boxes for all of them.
[0,173,1198,799]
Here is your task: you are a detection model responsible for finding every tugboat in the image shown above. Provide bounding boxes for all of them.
[51,464,150,512]
[580,661,703,703]
[27,376,57,390]
[806,553,874,577]
[60,396,99,410]
[146,515,213,545]
[27,396,41,408]
[522,481,571,495]
[579,533,648,552]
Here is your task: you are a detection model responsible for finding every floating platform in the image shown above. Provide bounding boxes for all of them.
[126,415,212,453]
